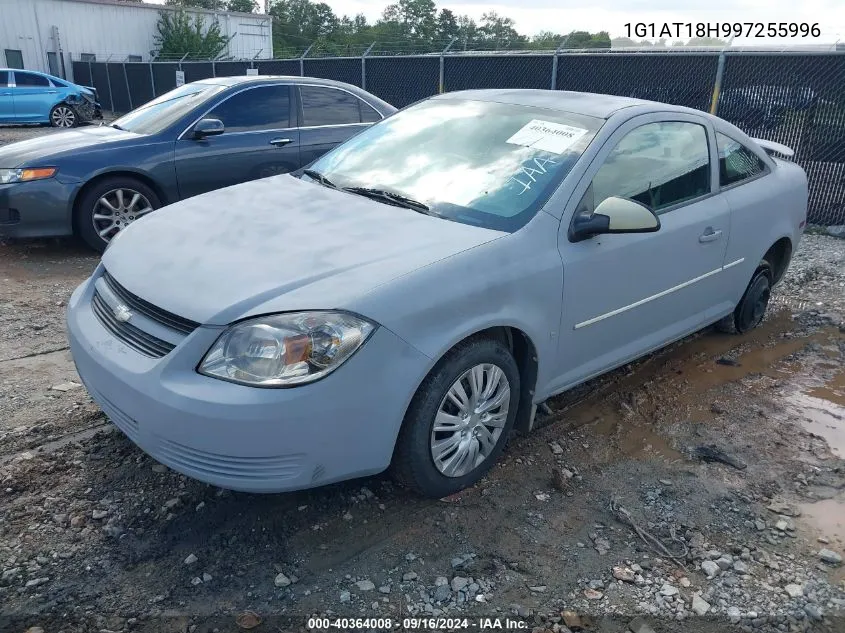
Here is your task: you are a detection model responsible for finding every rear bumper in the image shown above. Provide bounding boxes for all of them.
[0,179,76,239]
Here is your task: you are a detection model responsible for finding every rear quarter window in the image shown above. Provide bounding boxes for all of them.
[716,132,767,187]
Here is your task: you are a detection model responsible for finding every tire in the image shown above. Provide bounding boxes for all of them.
[49,104,78,128]
[391,337,520,498]
[75,176,161,253]
[716,261,773,334]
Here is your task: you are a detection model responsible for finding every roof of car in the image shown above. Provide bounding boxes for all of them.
[433,89,662,119]
[195,75,357,89]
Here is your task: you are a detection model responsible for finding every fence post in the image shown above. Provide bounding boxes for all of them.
[361,41,375,89]
[299,43,313,77]
[550,37,569,91]
[709,51,726,115]
[123,62,133,112]
[103,54,115,114]
[439,37,456,94]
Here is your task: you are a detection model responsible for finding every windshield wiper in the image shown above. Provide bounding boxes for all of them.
[343,186,435,215]
[301,169,337,189]
[110,123,125,131]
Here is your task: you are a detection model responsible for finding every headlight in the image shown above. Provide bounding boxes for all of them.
[198,311,375,387]
[0,167,57,184]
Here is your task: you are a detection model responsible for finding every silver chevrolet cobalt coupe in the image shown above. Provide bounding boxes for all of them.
[67,90,808,497]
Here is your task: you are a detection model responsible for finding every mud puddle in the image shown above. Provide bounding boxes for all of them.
[788,366,845,555]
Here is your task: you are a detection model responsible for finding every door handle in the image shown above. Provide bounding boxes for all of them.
[699,228,723,243]
[46,90,57,94]
[269,138,292,147]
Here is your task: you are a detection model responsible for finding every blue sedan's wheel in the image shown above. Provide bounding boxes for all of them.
[75,176,161,252]
[50,104,77,128]
[392,337,520,497]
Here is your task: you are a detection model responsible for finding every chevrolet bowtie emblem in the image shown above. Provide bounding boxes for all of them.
[113,304,133,323]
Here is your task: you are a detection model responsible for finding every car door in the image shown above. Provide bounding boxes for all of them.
[10,71,55,122]
[174,84,300,199]
[297,84,382,167]
[0,71,13,121]
[550,113,735,392]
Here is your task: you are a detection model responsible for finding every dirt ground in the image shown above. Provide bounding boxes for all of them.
[0,231,843,633]
[1,121,845,633]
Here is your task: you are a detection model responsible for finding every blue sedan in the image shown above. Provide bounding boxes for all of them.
[0,69,101,127]
[0,76,395,251]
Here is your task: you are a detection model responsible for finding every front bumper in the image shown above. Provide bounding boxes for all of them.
[0,179,76,239]
[66,271,432,493]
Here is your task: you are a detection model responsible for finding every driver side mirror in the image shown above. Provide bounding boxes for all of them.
[569,196,660,243]
[192,118,224,139]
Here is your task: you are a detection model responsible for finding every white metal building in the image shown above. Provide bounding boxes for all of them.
[0,0,273,79]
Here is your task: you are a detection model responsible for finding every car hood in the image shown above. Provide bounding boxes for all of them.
[102,174,505,325]
[0,126,140,167]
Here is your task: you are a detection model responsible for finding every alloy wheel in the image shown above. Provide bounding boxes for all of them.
[92,188,154,242]
[430,363,510,478]
[51,106,76,128]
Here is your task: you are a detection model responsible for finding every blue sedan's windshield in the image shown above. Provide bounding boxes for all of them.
[308,98,604,232]
[111,83,226,135]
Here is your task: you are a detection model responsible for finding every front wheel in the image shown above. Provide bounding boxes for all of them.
[50,104,78,128]
[75,177,161,252]
[391,338,520,498]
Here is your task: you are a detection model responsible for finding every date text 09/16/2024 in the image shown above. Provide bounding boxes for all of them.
[305,617,530,630]
[623,22,821,39]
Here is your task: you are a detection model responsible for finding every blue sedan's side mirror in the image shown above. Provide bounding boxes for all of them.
[192,118,225,139]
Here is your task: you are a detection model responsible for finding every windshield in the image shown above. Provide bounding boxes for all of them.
[111,83,227,135]
[308,98,603,231]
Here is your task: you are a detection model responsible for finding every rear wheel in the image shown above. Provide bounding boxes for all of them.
[75,176,161,252]
[716,261,773,334]
[391,338,520,498]
[50,104,77,128]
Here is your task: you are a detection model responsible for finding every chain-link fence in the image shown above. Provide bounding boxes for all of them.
[71,49,845,226]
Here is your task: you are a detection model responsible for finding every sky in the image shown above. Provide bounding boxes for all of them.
[146,0,845,45]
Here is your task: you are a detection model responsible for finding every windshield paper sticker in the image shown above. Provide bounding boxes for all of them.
[506,120,588,154]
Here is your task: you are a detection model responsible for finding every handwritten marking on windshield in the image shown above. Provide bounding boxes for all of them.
[510,157,558,195]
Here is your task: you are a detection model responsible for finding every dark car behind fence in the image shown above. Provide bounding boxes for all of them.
[72,50,845,226]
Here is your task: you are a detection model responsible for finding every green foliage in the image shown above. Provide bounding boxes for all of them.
[154,9,229,60]
[226,0,258,11]
[165,0,226,9]
[268,0,625,57]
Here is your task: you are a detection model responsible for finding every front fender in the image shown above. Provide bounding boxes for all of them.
[347,211,564,398]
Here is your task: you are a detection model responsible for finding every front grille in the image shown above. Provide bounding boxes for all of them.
[91,291,175,358]
[102,271,199,335]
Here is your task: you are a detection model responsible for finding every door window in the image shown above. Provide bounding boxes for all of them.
[0,71,8,87]
[590,121,711,213]
[300,86,365,126]
[4,49,23,69]
[207,85,291,133]
[716,132,766,187]
[14,72,50,87]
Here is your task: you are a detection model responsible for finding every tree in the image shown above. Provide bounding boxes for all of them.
[154,9,229,59]
[380,0,436,39]
[165,0,226,9]
[226,0,257,12]
[435,9,459,42]
[478,11,524,50]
